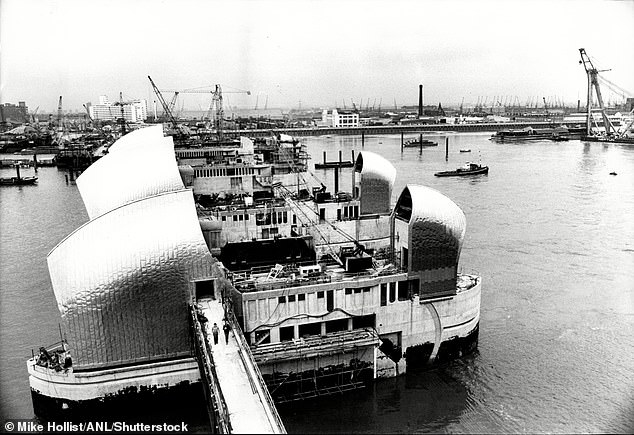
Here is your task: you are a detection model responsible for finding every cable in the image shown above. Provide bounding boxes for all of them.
[247,307,365,334]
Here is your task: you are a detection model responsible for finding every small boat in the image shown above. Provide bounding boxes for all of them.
[459,149,471,153]
[403,137,438,147]
[609,172,617,176]
[434,162,489,177]
[0,176,38,186]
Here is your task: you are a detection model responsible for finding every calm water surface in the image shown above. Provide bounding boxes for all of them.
[1,133,633,433]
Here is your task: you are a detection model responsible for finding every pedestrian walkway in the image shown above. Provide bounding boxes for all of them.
[196,298,285,434]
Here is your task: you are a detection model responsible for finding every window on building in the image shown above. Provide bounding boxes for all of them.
[398,281,408,301]
[288,294,296,302]
[278,296,286,303]
[409,278,420,296]
[222,216,226,222]
[345,288,353,295]
[279,326,294,342]
[254,329,271,345]
[298,322,322,338]
[389,282,396,303]
[317,291,324,299]
[353,314,376,329]
[326,290,334,311]
[325,318,348,333]
[380,283,387,306]
[298,294,306,301]
[233,215,238,222]
[230,176,242,189]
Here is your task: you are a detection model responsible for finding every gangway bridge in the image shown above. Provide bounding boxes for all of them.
[191,298,286,434]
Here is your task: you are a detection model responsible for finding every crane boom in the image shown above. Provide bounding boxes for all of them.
[147,75,181,132]
[579,48,616,137]
[170,85,250,140]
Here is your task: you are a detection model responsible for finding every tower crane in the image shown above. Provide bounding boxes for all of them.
[579,48,617,137]
[168,85,250,140]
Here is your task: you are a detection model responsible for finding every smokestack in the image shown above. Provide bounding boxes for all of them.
[577,99,580,112]
[418,85,423,117]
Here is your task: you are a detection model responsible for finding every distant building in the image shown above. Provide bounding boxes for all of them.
[88,95,148,123]
[320,109,359,127]
[0,102,29,123]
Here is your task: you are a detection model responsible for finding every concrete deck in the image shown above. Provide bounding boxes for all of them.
[198,299,285,434]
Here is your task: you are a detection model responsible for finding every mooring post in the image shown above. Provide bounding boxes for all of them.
[338,150,342,166]
[361,131,365,147]
[323,151,326,165]
[401,132,404,152]
[419,133,423,154]
[351,149,355,164]
[33,153,38,171]
[445,137,449,161]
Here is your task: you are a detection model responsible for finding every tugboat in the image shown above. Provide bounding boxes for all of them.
[434,161,489,177]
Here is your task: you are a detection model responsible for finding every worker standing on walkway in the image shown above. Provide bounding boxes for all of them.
[212,323,219,345]
[223,322,231,344]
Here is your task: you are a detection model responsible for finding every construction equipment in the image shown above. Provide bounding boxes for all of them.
[579,48,617,137]
[170,85,250,139]
[56,96,63,130]
[148,75,183,135]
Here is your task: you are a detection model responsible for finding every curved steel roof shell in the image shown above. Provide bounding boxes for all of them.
[395,185,466,271]
[77,128,183,220]
[354,151,396,214]
[47,189,214,370]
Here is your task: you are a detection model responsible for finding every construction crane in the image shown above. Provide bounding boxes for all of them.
[168,92,179,116]
[82,104,94,126]
[147,75,183,134]
[112,92,142,135]
[30,106,39,124]
[169,85,250,139]
[579,48,617,137]
[56,96,63,130]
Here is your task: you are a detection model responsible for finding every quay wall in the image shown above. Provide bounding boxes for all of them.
[222,121,562,138]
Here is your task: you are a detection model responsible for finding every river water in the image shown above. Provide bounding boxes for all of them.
[1,133,633,433]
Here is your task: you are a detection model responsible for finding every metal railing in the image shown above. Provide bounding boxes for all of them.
[190,305,232,434]
[226,308,286,433]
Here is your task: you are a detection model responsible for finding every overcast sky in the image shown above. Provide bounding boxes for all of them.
[1,0,633,113]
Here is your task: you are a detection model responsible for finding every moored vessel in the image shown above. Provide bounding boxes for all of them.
[434,162,489,177]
